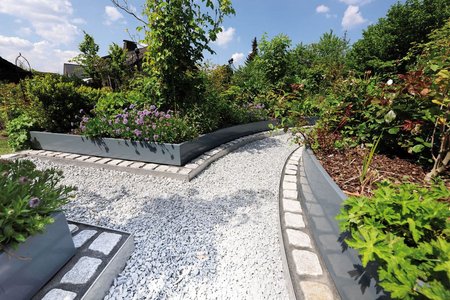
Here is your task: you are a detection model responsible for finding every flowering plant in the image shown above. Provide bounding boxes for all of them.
[0,159,75,251]
[77,105,198,144]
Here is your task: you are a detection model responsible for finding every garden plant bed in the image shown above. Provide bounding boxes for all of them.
[314,148,429,196]
[30,121,275,166]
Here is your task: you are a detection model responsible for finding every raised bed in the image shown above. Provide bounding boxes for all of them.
[0,213,75,300]
[301,148,390,300]
[30,120,275,166]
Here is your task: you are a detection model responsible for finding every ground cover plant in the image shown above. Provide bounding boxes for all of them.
[0,159,75,251]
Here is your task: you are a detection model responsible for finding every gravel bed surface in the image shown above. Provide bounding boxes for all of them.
[29,134,296,300]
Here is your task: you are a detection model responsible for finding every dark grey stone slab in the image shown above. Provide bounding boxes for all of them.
[33,221,133,300]
[30,121,275,166]
[301,149,390,300]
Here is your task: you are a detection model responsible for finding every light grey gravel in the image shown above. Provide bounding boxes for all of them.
[28,134,296,300]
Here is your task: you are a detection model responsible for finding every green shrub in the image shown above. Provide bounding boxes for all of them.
[337,181,450,299]
[6,115,37,151]
[78,105,198,144]
[0,159,75,250]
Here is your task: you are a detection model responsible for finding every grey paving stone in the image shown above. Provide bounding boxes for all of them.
[68,224,79,234]
[129,162,146,169]
[178,168,192,175]
[75,155,91,161]
[193,159,205,165]
[292,250,323,276]
[286,229,311,248]
[288,160,299,166]
[107,159,123,166]
[61,256,102,284]
[117,160,134,167]
[286,164,298,170]
[65,154,81,159]
[95,158,112,164]
[283,189,298,200]
[155,165,169,172]
[184,163,199,169]
[284,175,297,183]
[166,166,180,173]
[55,153,71,158]
[42,288,77,300]
[285,168,297,175]
[142,163,158,170]
[300,281,334,300]
[283,199,302,213]
[89,232,122,255]
[283,181,297,190]
[72,230,97,248]
[284,213,305,229]
[85,156,103,163]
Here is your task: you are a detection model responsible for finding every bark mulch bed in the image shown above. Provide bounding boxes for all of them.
[314,148,429,196]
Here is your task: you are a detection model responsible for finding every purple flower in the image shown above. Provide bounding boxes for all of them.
[129,104,136,109]
[79,109,84,114]
[28,197,41,208]
[165,114,171,119]
[134,129,142,136]
[153,134,159,141]
[126,127,130,131]
[152,124,157,130]
[115,129,121,134]
[150,105,156,110]
[114,118,120,124]
[123,118,128,125]
[80,125,86,131]
[18,176,29,184]
[82,117,89,123]
[108,120,112,126]
[154,111,159,117]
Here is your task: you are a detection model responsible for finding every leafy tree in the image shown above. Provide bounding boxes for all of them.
[308,31,349,91]
[106,43,129,90]
[258,34,292,86]
[141,0,235,108]
[71,32,104,87]
[350,0,450,74]
[246,37,258,64]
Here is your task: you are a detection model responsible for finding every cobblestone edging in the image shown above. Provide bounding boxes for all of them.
[279,146,339,300]
[33,221,133,300]
[2,130,282,181]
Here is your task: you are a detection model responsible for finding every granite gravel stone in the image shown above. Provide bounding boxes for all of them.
[27,134,296,300]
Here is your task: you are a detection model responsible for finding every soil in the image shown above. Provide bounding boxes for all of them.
[314,147,430,196]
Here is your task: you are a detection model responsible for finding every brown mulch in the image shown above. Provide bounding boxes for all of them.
[314,148,428,196]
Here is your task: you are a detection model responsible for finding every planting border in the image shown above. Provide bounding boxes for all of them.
[299,148,389,300]
[29,121,275,166]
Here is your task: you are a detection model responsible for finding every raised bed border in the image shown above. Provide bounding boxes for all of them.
[30,121,276,166]
[300,148,390,300]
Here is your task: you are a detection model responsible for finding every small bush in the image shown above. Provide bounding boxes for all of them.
[78,105,198,144]
[337,181,450,299]
[6,114,37,151]
[0,159,75,250]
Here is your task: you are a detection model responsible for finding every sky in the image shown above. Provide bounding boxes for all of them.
[0,0,404,74]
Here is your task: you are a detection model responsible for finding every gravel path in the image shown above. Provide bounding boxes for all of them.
[30,134,296,300]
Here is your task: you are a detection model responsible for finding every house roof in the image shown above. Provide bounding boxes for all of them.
[0,56,32,83]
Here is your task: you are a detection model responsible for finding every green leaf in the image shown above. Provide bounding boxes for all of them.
[388,127,400,134]
[411,144,425,153]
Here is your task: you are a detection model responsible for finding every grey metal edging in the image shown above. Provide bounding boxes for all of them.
[29,121,276,166]
[301,148,390,300]
[81,234,134,300]
[278,147,302,300]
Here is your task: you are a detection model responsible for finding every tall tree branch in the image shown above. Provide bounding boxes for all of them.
[111,0,148,26]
